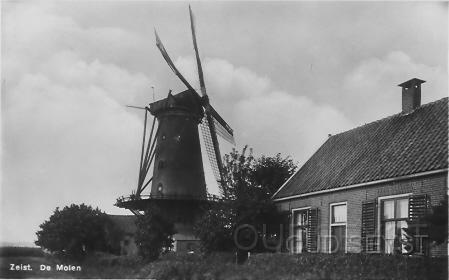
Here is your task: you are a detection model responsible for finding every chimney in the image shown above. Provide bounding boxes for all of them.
[398,78,425,113]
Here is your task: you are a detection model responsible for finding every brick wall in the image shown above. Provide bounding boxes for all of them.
[275,172,447,256]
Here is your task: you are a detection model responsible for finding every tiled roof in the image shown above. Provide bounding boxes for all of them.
[273,97,448,200]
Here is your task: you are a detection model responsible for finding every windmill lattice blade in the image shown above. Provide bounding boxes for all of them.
[155,29,197,93]
[208,105,234,144]
[200,116,222,183]
[213,117,235,145]
[189,5,207,98]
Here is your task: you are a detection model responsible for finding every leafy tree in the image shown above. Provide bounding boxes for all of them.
[35,204,112,258]
[135,203,176,261]
[424,196,448,246]
[195,146,297,255]
[404,196,448,255]
[195,200,235,253]
[252,153,297,198]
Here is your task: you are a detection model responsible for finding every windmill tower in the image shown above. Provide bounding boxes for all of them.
[116,7,235,252]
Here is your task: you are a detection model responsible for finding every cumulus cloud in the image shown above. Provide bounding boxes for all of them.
[341,51,448,123]
[175,56,354,165]
[2,2,152,244]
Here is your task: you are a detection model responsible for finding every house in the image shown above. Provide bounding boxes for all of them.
[272,78,448,256]
[107,215,138,256]
[106,214,198,255]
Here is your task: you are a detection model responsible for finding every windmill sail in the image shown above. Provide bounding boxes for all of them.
[189,5,207,97]
[189,6,229,185]
[208,105,234,144]
[155,29,196,93]
[200,119,222,183]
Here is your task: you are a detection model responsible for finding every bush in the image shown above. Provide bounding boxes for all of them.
[0,247,45,257]
[135,203,176,261]
[74,253,144,279]
[141,252,448,280]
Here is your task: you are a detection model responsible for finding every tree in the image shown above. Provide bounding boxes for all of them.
[404,196,448,255]
[194,200,235,253]
[35,204,112,258]
[424,196,448,246]
[135,203,176,261]
[252,153,297,198]
[195,146,297,255]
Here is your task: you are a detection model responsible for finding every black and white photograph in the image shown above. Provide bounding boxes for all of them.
[1,1,448,279]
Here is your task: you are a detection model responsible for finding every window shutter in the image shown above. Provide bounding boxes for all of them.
[408,194,431,255]
[409,194,431,222]
[361,199,378,252]
[280,210,291,253]
[306,208,319,252]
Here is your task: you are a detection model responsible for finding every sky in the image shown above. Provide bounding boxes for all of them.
[1,1,447,245]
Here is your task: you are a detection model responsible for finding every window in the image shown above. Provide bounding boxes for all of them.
[381,197,409,254]
[330,202,347,253]
[292,209,308,253]
[362,194,430,255]
[291,208,319,253]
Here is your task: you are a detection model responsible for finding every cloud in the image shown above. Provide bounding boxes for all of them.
[2,2,152,243]
[175,56,354,165]
[341,51,448,123]
[2,56,147,243]
[3,1,149,89]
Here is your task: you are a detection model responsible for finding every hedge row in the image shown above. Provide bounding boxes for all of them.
[140,252,448,280]
[0,246,45,257]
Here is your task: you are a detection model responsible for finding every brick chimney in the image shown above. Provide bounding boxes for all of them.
[398,78,425,113]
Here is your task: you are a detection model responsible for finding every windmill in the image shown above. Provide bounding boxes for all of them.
[116,6,235,252]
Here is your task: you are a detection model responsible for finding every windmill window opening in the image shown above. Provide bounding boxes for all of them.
[157,183,163,193]
[158,160,165,169]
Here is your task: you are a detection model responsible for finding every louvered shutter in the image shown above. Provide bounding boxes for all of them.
[280,210,291,253]
[361,199,378,252]
[409,194,431,222]
[306,208,319,252]
[408,194,431,255]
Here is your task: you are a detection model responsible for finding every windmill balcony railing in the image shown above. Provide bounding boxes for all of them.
[115,193,222,205]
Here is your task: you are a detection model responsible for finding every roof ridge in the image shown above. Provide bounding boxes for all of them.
[330,97,448,139]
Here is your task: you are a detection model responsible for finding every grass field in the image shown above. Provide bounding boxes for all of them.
[1,247,447,279]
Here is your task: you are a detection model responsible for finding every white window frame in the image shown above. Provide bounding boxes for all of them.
[328,201,348,253]
[291,207,311,254]
[377,193,412,254]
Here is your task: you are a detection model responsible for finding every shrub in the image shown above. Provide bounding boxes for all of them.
[135,203,176,261]
[76,253,144,279]
[141,252,448,280]
[0,246,45,257]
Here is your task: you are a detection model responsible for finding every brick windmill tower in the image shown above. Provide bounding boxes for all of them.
[116,7,235,252]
